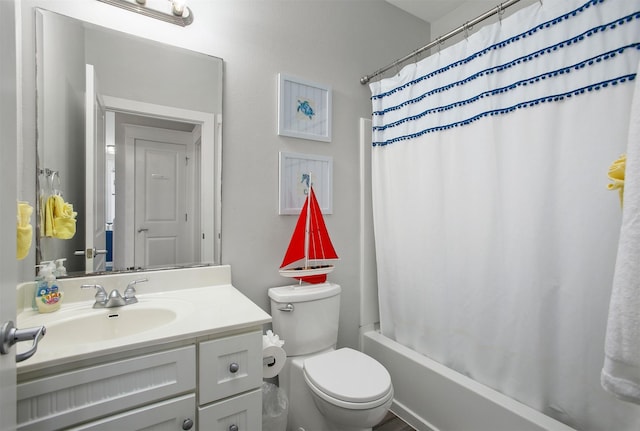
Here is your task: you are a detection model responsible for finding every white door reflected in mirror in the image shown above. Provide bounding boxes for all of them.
[133,136,194,269]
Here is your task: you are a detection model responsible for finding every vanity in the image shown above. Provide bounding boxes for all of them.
[15,265,271,431]
[15,7,259,430]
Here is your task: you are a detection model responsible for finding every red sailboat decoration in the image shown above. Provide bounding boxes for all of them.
[279,176,338,284]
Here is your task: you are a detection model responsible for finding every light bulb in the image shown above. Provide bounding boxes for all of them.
[171,0,186,16]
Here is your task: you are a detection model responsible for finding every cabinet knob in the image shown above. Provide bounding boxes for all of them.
[229,362,240,373]
[229,425,239,431]
[182,418,194,430]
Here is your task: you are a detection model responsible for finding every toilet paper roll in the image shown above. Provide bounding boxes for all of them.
[262,344,286,378]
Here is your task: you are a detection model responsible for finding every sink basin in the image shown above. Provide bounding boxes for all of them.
[43,307,178,345]
[17,297,194,357]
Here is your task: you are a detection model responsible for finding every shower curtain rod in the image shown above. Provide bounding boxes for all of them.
[360,0,523,85]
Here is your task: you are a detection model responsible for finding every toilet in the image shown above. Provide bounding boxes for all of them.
[269,282,393,431]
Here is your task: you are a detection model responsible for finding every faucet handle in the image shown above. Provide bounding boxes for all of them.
[124,278,149,303]
[81,284,107,304]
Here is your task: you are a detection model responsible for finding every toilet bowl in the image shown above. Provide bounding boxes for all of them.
[303,348,394,431]
[269,283,394,431]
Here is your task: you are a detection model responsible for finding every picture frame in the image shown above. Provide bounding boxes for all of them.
[279,152,333,215]
[277,73,332,142]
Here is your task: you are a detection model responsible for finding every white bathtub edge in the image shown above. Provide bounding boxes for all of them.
[363,330,577,431]
[390,399,439,431]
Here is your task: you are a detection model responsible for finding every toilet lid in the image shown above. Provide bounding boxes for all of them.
[303,348,392,403]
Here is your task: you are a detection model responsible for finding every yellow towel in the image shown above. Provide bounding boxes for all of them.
[43,195,54,237]
[42,195,77,239]
[16,201,33,260]
[51,195,77,239]
[608,154,626,207]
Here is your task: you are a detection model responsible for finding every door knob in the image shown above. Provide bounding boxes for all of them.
[137,228,149,233]
[74,248,107,258]
[0,321,46,362]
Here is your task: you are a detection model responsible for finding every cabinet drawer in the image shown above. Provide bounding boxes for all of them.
[199,331,262,404]
[198,388,261,431]
[17,345,195,431]
[68,394,196,431]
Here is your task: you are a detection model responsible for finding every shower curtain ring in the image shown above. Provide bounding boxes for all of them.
[497,3,505,23]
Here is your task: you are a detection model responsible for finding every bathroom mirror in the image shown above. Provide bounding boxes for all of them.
[35,9,222,276]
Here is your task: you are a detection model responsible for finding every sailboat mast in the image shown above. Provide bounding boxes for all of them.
[304,173,312,269]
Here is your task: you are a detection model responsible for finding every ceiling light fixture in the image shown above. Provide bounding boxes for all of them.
[97,0,194,27]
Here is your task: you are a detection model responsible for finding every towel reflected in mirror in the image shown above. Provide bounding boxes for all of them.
[16,201,33,260]
[42,195,77,240]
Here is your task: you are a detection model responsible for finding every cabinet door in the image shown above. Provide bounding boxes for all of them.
[199,331,262,404]
[18,346,195,431]
[68,394,196,431]
[198,389,261,431]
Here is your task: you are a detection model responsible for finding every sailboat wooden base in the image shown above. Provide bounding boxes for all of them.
[279,264,334,284]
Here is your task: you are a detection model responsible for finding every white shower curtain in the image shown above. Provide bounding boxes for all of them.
[370,0,640,429]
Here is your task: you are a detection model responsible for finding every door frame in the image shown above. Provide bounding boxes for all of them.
[85,64,107,273]
[0,1,18,429]
[101,96,220,266]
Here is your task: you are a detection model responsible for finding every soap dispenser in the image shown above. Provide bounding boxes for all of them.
[32,263,46,311]
[35,261,63,313]
[54,258,67,277]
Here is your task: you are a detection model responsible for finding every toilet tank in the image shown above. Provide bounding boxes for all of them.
[268,282,341,357]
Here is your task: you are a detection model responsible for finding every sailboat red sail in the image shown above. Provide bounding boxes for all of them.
[279,184,338,284]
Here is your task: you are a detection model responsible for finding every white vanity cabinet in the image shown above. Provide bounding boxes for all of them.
[68,394,197,431]
[17,345,197,431]
[15,267,272,431]
[198,331,263,430]
[17,330,264,431]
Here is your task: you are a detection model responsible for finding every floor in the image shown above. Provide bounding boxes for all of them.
[374,411,417,431]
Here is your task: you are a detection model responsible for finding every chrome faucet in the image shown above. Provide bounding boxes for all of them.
[123,278,148,305]
[81,284,108,308]
[104,288,127,308]
[81,278,147,309]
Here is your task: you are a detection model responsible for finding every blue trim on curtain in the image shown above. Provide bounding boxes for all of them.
[373,74,635,146]
[372,0,613,101]
[373,44,640,133]
[371,0,640,147]
[373,32,640,117]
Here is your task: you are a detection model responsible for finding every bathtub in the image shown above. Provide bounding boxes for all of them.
[362,331,577,431]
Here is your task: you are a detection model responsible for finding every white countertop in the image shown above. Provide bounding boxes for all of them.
[16,266,271,374]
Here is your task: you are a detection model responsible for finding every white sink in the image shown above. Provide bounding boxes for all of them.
[17,297,194,356]
[43,307,178,344]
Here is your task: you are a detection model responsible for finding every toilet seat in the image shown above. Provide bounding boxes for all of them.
[303,348,393,410]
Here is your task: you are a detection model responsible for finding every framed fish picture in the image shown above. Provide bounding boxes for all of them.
[277,73,332,142]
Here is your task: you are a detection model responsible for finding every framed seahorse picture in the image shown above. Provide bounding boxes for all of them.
[278,73,332,142]
[278,151,333,215]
